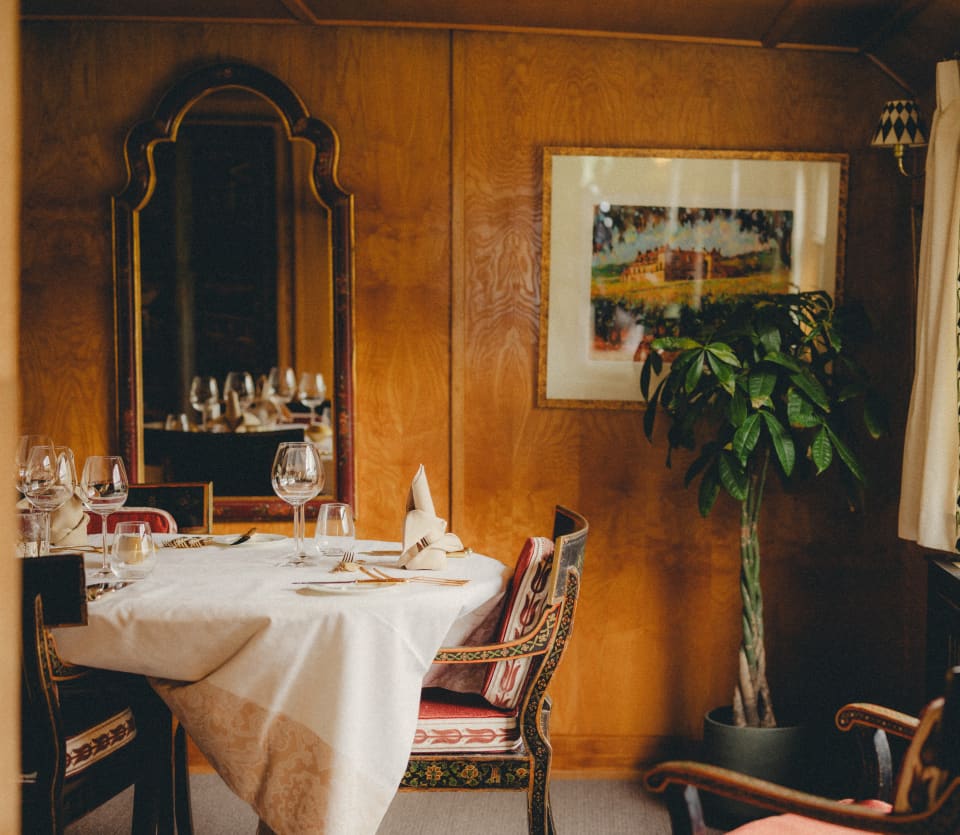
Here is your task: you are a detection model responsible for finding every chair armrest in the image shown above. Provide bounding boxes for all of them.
[836,703,920,740]
[645,761,901,831]
[432,601,562,664]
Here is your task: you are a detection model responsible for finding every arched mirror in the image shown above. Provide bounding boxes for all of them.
[114,62,355,522]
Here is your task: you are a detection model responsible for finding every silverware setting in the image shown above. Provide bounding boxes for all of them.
[86,582,131,601]
[167,527,257,549]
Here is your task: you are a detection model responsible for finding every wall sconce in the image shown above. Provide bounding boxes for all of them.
[871,99,927,176]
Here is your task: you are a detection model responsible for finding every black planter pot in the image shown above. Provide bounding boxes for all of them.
[700,706,810,829]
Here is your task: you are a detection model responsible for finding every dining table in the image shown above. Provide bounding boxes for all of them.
[51,533,509,834]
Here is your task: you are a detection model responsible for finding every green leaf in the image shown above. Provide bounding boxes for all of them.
[718,451,748,501]
[811,426,833,474]
[758,321,781,355]
[643,379,667,440]
[698,466,721,516]
[748,370,776,409]
[729,388,748,427]
[760,411,796,476]
[787,387,819,428]
[789,369,830,412]
[824,423,866,482]
[706,351,736,394]
[639,351,662,400]
[684,350,705,391]
[863,390,888,439]
[652,336,700,352]
[704,342,741,367]
[732,413,762,465]
[762,351,803,373]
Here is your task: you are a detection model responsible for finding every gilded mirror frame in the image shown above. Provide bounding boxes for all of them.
[113,62,356,521]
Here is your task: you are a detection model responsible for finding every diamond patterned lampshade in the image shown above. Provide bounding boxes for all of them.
[871,99,927,148]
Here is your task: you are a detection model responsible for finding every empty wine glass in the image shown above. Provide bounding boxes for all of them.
[22,444,75,555]
[266,366,297,407]
[315,502,355,558]
[16,433,53,495]
[297,372,327,425]
[271,441,324,566]
[189,375,220,430]
[80,455,129,579]
[224,371,255,409]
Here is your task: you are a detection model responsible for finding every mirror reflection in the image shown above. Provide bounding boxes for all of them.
[114,63,355,521]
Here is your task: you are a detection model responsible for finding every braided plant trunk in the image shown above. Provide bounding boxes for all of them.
[732,447,777,728]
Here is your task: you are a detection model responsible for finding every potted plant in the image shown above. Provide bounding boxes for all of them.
[640,290,884,731]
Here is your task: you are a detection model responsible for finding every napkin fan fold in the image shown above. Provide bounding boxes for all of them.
[399,465,462,570]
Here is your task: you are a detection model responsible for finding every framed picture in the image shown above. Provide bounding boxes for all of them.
[537,147,848,409]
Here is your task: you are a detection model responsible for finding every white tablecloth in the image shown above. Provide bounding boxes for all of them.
[52,536,507,834]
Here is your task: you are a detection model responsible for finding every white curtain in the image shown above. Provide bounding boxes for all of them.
[899,59,960,553]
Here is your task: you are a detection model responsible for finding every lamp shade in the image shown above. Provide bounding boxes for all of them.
[871,99,927,147]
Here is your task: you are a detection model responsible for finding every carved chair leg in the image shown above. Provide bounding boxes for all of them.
[174,724,195,834]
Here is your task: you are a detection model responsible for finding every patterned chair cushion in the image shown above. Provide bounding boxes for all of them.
[480,536,555,710]
[728,800,891,833]
[413,689,520,753]
[63,708,138,777]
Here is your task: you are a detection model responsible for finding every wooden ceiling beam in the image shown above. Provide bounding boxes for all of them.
[857,0,933,54]
[760,0,809,48]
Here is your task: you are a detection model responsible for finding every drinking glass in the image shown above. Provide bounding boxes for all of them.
[23,444,76,555]
[189,375,220,430]
[266,366,297,406]
[297,372,327,425]
[111,521,157,581]
[224,371,255,409]
[16,433,53,495]
[271,441,323,566]
[315,502,355,558]
[80,455,129,579]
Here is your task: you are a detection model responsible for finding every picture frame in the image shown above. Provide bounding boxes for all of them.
[537,147,849,409]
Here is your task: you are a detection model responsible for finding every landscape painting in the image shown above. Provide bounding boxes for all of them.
[590,204,793,362]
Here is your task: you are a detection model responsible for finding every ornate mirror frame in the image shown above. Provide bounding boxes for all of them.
[113,62,356,521]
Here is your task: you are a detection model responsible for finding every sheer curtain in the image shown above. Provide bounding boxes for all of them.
[899,59,960,553]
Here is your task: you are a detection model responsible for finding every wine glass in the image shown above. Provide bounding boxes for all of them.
[16,433,53,495]
[22,444,75,555]
[224,371,255,409]
[80,455,129,579]
[271,441,324,566]
[266,366,297,407]
[315,502,355,558]
[189,375,220,430]
[297,372,327,425]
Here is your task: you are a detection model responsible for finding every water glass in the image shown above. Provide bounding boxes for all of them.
[315,502,355,557]
[16,509,49,558]
[111,521,157,580]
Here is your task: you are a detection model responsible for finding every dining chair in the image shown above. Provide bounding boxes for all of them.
[399,505,589,835]
[20,552,184,834]
[126,482,214,533]
[85,506,179,535]
[644,665,960,834]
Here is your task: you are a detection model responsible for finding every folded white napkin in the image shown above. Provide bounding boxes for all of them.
[398,465,462,570]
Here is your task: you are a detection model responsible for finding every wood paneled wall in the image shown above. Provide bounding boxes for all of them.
[19,20,927,773]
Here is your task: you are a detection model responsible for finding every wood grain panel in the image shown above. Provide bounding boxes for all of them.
[20,20,926,777]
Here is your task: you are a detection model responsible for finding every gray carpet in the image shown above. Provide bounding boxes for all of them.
[64,772,686,833]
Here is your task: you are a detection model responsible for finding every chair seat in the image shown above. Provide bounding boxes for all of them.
[729,800,892,834]
[413,688,522,753]
[86,507,178,534]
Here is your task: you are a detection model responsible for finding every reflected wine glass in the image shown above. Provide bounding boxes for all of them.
[224,371,255,409]
[16,433,54,495]
[271,441,324,567]
[79,455,129,579]
[22,444,75,555]
[297,372,327,425]
[315,502,355,558]
[189,375,220,430]
[267,366,297,407]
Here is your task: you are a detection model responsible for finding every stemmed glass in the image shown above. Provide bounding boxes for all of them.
[189,375,220,430]
[22,444,76,555]
[297,372,327,425]
[16,433,54,496]
[266,366,297,410]
[271,441,324,566]
[79,455,129,579]
[224,371,255,409]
